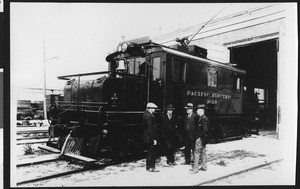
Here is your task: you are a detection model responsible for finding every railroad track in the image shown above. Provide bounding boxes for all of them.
[16,127,54,145]
[16,151,147,186]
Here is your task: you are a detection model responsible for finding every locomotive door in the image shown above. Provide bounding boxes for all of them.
[167,56,188,116]
[148,56,164,108]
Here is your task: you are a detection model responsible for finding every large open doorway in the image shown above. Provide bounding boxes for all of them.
[229,39,278,131]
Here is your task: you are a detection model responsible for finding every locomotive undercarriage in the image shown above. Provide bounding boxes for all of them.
[47,105,257,159]
[208,114,257,143]
[47,106,146,159]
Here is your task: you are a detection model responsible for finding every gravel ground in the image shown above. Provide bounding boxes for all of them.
[204,160,286,185]
[13,134,289,187]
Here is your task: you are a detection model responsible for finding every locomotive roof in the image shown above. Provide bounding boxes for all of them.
[106,40,245,74]
[160,46,246,74]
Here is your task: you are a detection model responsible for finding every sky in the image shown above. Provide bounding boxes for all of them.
[10,2,275,90]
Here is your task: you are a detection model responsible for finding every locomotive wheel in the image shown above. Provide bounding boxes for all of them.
[111,134,140,160]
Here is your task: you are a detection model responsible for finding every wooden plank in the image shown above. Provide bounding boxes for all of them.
[38,145,61,153]
[17,139,57,145]
[63,153,97,163]
[17,154,61,167]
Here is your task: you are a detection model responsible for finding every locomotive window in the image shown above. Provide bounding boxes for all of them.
[127,57,145,75]
[152,57,161,80]
[233,77,241,91]
[128,59,135,74]
[207,67,218,88]
[172,58,186,83]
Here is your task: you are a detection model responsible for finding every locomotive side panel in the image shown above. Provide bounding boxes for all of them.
[185,62,244,115]
[164,52,244,115]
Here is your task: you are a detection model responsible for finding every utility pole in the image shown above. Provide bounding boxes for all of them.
[43,37,59,121]
[43,37,47,120]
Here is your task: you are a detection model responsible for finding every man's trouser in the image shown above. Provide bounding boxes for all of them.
[193,137,207,169]
[146,143,158,170]
[184,134,195,163]
[164,137,175,163]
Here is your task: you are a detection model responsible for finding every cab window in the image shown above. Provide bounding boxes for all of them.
[152,57,161,81]
[172,58,186,83]
[127,57,146,75]
[207,67,218,88]
[234,77,241,91]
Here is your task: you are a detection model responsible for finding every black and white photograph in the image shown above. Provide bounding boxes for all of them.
[6,2,298,187]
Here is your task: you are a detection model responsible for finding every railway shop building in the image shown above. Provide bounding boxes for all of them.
[153,3,297,140]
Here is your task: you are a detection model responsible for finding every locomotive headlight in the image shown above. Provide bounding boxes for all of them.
[117,42,130,52]
[117,45,122,52]
[121,42,128,52]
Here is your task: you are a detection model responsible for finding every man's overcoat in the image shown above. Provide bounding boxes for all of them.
[143,110,159,144]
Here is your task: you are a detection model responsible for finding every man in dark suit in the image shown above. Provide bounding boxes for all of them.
[161,104,177,166]
[143,102,160,172]
[190,104,210,173]
[183,103,197,165]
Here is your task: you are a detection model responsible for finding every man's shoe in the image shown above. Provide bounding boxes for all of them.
[182,161,190,165]
[147,168,159,172]
[152,168,160,172]
[199,167,207,171]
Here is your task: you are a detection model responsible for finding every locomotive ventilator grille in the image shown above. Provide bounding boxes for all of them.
[60,131,101,157]
[64,137,84,155]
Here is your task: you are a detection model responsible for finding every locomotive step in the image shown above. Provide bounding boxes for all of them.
[38,145,61,153]
[63,153,97,163]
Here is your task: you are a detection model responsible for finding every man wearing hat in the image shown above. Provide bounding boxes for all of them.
[190,104,210,173]
[183,103,197,165]
[143,102,160,172]
[160,104,177,166]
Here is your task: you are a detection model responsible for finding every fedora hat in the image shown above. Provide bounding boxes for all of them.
[196,104,206,109]
[146,102,158,109]
[185,103,194,109]
[165,104,175,110]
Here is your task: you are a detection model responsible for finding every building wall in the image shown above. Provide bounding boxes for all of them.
[187,4,297,144]
[191,19,284,48]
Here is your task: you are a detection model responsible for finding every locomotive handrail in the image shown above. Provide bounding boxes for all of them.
[57,101,75,104]
[105,110,162,114]
[58,107,74,115]
[81,101,108,105]
[59,104,103,109]
[69,121,79,124]
[115,72,148,78]
[57,71,111,80]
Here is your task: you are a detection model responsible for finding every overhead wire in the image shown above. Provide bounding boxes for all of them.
[186,3,232,46]
[150,3,278,46]
[150,4,232,44]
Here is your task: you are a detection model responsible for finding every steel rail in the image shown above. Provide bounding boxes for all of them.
[16,151,147,186]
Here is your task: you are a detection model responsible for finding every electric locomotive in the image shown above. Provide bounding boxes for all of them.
[47,37,259,159]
